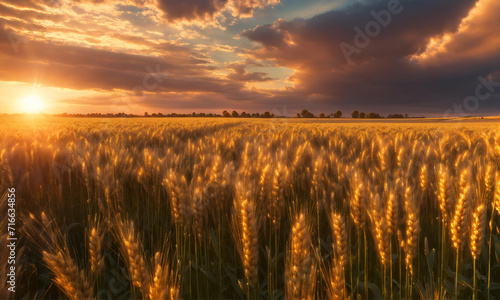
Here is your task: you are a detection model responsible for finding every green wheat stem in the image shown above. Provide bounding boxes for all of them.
[487,206,495,300]
[454,247,459,300]
[426,249,433,300]
[473,258,476,300]
[364,228,368,298]
[357,231,361,296]
[389,239,393,300]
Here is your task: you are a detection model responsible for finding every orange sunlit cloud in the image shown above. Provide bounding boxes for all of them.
[410,0,499,65]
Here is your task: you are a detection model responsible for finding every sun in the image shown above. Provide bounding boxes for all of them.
[20,94,45,113]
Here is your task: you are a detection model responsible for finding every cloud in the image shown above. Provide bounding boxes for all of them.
[155,0,279,23]
[156,0,227,22]
[0,19,242,94]
[3,0,60,10]
[0,2,66,22]
[0,1,275,113]
[411,0,500,66]
[226,63,273,82]
[240,0,500,114]
[2,0,499,115]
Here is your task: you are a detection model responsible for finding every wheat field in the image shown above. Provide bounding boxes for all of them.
[1,116,500,299]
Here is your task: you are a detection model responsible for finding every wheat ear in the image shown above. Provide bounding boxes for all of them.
[43,251,93,300]
[286,212,316,300]
[404,187,419,276]
[450,186,472,250]
[88,220,105,276]
[331,212,348,270]
[437,164,453,224]
[115,218,149,295]
[328,257,347,300]
[350,182,366,230]
[148,252,181,300]
[470,204,487,260]
[231,182,259,287]
[371,194,390,267]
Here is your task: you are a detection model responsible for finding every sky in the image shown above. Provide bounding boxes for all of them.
[0,0,499,116]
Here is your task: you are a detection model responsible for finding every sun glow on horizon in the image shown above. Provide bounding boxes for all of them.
[19,94,45,114]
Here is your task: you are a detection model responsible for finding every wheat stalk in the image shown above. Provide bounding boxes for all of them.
[163,170,189,227]
[191,186,205,240]
[330,212,348,270]
[148,252,181,300]
[483,164,495,200]
[420,164,428,193]
[386,190,400,237]
[350,179,366,230]
[450,186,472,250]
[370,193,390,267]
[437,164,453,224]
[231,181,259,287]
[327,257,347,300]
[114,217,149,295]
[286,212,316,300]
[270,164,286,229]
[404,187,419,276]
[470,204,487,260]
[43,251,93,300]
[88,219,105,276]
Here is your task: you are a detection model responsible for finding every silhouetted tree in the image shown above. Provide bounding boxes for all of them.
[351,110,359,118]
[319,113,325,118]
[262,111,272,118]
[300,109,314,118]
[368,112,382,118]
[359,112,366,118]
[222,110,231,117]
[334,111,342,118]
[231,110,239,117]
[296,113,301,118]
[387,113,404,118]
[144,112,149,117]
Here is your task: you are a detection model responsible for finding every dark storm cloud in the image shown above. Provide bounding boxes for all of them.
[241,0,500,115]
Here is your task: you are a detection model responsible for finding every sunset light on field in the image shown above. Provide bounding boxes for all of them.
[1,0,500,298]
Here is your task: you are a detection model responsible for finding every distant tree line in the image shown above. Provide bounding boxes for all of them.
[295,110,343,118]
[294,110,409,119]
[221,110,279,118]
[351,110,409,119]
[55,112,224,118]
[50,110,411,119]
